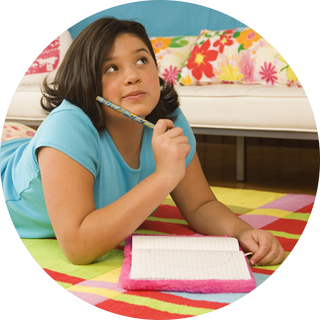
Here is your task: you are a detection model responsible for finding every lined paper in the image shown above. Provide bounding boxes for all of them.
[130,236,251,280]
[132,235,240,251]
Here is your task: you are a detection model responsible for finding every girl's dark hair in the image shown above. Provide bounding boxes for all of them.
[41,17,179,131]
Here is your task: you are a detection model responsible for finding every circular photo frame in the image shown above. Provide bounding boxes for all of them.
[1,1,318,319]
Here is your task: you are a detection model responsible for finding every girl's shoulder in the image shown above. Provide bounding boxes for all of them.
[50,100,91,120]
[172,108,190,130]
[40,100,98,136]
[32,100,102,177]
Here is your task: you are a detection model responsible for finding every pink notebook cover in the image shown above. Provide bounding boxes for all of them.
[118,234,256,294]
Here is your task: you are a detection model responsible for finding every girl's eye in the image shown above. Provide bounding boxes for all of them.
[136,56,149,65]
[105,65,118,74]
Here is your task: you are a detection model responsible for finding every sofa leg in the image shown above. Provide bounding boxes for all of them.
[236,136,247,182]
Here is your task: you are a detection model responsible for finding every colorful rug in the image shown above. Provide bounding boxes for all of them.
[22,187,314,319]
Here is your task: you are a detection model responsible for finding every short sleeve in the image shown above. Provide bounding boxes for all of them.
[173,108,196,166]
[32,101,101,178]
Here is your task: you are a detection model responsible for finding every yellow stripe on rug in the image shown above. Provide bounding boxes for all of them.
[92,267,122,283]
[67,286,122,299]
[244,208,292,218]
[210,187,286,208]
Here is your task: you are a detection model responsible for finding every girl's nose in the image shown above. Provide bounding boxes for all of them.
[124,68,141,85]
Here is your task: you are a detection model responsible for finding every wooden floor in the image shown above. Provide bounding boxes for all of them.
[196,136,320,195]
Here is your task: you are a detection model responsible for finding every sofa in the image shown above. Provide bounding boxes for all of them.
[5,2,318,182]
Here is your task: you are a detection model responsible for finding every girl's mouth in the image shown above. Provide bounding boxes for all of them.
[123,90,146,100]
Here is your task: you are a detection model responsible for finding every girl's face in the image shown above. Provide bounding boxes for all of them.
[101,33,160,121]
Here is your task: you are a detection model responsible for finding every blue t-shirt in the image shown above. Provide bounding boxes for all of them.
[0,100,196,239]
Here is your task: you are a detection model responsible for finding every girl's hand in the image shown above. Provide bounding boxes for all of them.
[152,119,191,189]
[238,229,286,266]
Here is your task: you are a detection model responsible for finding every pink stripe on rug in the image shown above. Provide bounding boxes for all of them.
[78,280,126,292]
[258,194,315,212]
[69,291,109,305]
[239,215,279,229]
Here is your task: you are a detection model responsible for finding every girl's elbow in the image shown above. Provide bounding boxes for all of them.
[56,229,116,265]
[60,240,114,265]
[62,246,93,265]
[65,252,93,265]
[58,238,96,265]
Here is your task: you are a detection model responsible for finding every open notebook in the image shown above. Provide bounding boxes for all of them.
[119,235,256,293]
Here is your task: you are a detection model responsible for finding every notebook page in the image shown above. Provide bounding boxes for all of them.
[132,235,239,252]
[130,248,251,280]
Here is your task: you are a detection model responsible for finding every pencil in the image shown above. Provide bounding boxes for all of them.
[96,96,155,129]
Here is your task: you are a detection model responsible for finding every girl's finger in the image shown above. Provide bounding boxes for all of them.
[254,240,286,266]
[153,119,175,136]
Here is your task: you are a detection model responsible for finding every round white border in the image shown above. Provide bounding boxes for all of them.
[0,0,320,320]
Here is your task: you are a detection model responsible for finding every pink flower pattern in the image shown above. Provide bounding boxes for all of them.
[238,51,255,84]
[259,62,278,85]
[2,124,36,142]
[163,66,180,85]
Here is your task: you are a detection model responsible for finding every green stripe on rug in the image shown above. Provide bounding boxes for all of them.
[147,217,188,225]
[134,230,167,235]
[112,294,214,316]
[22,239,124,280]
[268,230,301,239]
[227,205,253,214]
[284,212,311,221]
[57,281,72,288]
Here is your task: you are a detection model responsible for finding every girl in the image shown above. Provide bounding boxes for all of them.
[1,17,285,266]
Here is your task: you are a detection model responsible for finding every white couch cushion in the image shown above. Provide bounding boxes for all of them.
[176,85,317,133]
[6,85,46,123]
[6,84,317,135]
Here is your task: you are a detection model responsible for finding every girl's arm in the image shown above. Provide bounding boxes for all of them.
[37,119,189,265]
[171,152,286,266]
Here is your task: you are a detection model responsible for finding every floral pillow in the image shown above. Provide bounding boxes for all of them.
[2,122,36,143]
[19,30,73,86]
[178,28,300,87]
[150,36,197,85]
